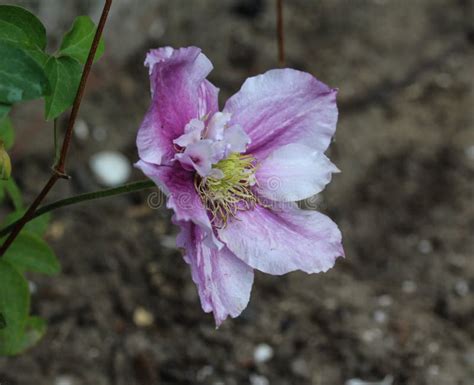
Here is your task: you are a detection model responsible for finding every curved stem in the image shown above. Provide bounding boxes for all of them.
[0,180,156,238]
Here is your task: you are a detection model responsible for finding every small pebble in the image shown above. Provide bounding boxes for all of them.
[28,280,37,294]
[454,280,469,297]
[402,280,417,294]
[74,119,89,141]
[133,307,154,327]
[291,358,309,377]
[427,365,439,376]
[196,365,214,382]
[427,342,440,354]
[161,235,177,249]
[90,151,131,187]
[253,343,274,363]
[377,295,393,307]
[373,310,387,324]
[55,376,75,385]
[249,374,270,385]
[417,239,433,254]
[465,145,474,161]
[361,328,382,343]
[345,375,393,385]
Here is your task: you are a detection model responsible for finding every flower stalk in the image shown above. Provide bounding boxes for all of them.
[0,179,156,238]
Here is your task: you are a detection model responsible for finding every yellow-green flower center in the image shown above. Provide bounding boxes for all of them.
[194,153,258,227]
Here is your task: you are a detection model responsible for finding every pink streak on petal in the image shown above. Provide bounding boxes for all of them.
[218,203,343,275]
[176,219,254,326]
[223,68,338,160]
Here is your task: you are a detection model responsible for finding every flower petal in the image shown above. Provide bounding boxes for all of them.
[137,47,218,165]
[173,118,205,147]
[223,68,338,160]
[224,124,250,155]
[218,204,343,275]
[135,160,221,249]
[256,143,339,202]
[175,140,220,177]
[176,219,254,326]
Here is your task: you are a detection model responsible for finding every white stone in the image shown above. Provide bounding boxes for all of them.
[454,280,469,297]
[402,280,417,294]
[417,239,433,254]
[250,374,270,385]
[55,376,75,385]
[465,145,474,161]
[373,310,387,323]
[377,295,393,307]
[345,375,393,385]
[74,119,89,141]
[90,151,131,187]
[253,343,274,363]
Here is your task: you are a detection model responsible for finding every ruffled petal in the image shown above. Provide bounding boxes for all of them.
[176,220,254,326]
[173,118,205,148]
[175,140,220,177]
[223,68,338,160]
[135,160,221,249]
[218,204,343,275]
[137,47,218,166]
[256,143,339,202]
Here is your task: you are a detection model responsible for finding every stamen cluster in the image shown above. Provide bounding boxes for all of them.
[195,153,258,227]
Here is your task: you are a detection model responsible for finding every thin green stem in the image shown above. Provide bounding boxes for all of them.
[0,179,156,238]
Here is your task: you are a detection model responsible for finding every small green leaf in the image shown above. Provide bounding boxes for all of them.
[3,210,51,237]
[44,56,82,120]
[17,316,46,352]
[0,5,46,49]
[58,16,104,64]
[0,259,30,355]
[0,104,11,120]
[0,116,14,149]
[0,41,50,104]
[3,231,60,276]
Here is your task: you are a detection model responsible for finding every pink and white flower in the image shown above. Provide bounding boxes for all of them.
[136,46,344,326]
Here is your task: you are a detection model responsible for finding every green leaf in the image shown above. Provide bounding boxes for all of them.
[3,210,51,237]
[0,103,10,120]
[44,56,81,120]
[0,116,14,149]
[17,316,46,352]
[0,5,46,49]
[0,19,30,47]
[3,231,60,276]
[0,259,30,355]
[0,41,50,104]
[58,16,105,64]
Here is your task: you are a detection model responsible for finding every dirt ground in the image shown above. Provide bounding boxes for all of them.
[0,0,473,384]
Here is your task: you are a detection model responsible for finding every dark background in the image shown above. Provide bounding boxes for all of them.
[0,0,473,384]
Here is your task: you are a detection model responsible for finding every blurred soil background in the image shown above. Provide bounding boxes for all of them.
[0,0,473,384]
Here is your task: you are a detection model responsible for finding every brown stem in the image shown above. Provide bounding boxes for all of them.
[276,0,285,67]
[55,0,112,174]
[0,0,113,256]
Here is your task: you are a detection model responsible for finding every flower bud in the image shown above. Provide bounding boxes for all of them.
[0,141,11,180]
